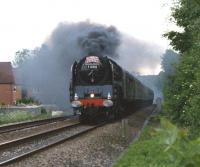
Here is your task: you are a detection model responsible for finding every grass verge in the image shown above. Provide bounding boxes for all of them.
[0,110,51,125]
[114,117,179,167]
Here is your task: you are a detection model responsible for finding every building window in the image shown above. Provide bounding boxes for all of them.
[13,86,16,92]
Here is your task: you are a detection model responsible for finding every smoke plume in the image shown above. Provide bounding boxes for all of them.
[18,21,163,109]
[116,34,163,74]
[78,26,120,57]
[116,35,164,101]
[20,21,121,109]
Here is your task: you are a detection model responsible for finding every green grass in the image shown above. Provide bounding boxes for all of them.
[0,110,51,125]
[114,120,179,167]
[114,116,200,167]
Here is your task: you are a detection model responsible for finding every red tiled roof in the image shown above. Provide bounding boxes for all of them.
[0,62,14,84]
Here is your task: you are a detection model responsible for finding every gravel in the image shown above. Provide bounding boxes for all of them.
[3,105,155,167]
[0,124,92,163]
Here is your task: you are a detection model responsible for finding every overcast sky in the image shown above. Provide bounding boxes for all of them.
[0,0,173,62]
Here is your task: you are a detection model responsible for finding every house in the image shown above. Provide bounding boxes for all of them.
[0,62,21,105]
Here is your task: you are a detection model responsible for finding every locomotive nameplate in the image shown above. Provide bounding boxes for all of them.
[85,56,100,65]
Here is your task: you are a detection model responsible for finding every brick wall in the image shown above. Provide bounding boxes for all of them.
[13,85,22,104]
[0,84,13,105]
[0,84,22,105]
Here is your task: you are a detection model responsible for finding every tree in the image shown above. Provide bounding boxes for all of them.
[164,0,200,53]
[13,49,33,67]
[163,0,200,134]
[161,49,179,75]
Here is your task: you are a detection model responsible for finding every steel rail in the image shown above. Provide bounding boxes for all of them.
[0,122,105,166]
[0,122,81,150]
[0,115,77,134]
[0,105,156,166]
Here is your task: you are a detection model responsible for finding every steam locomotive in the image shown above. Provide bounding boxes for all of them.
[69,55,154,122]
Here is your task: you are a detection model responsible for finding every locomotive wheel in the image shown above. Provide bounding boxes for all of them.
[79,108,88,123]
[79,113,88,123]
[105,109,115,121]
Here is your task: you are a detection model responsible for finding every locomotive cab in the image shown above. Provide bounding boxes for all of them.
[70,56,114,109]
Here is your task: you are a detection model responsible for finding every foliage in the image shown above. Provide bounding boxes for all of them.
[156,49,179,92]
[40,107,47,114]
[163,0,200,136]
[114,118,177,167]
[163,47,200,130]
[161,49,179,75]
[114,125,173,167]
[164,0,200,53]
[158,118,200,167]
[16,97,39,105]
[12,49,33,67]
[0,102,6,107]
[114,118,200,167]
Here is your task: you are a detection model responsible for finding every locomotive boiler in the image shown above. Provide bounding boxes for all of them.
[69,55,154,122]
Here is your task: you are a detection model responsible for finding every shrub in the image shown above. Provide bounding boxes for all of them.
[16,97,39,105]
[0,102,5,107]
[115,118,200,167]
[163,48,200,136]
[40,107,47,114]
[158,118,200,167]
[163,0,200,137]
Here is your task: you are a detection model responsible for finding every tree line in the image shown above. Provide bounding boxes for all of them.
[163,0,200,136]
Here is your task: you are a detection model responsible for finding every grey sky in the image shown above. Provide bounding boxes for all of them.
[0,0,173,62]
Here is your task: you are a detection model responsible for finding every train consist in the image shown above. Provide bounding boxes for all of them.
[69,55,154,122]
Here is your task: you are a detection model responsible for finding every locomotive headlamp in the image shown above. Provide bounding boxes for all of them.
[103,100,113,107]
[71,100,82,108]
[74,93,79,100]
[107,92,111,100]
[90,93,95,98]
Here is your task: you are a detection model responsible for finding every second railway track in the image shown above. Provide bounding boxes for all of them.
[0,115,77,134]
[0,121,106,166]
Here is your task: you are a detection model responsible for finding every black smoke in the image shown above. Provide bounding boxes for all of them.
[17,21,163,109]
[78,26,120,57]
[19,21,121,109]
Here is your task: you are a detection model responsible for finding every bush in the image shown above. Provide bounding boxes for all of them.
[163,0,200,137]
[0,102,5,107]
[157,118,200,167]
[114,118,177,167]
[40,107,47,114]
[16,97,39,105]
[114,118,200,167]
[163,48,200,136]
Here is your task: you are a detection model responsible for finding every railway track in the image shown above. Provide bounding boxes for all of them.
[0,115,77,134]
[0,121,105,166]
